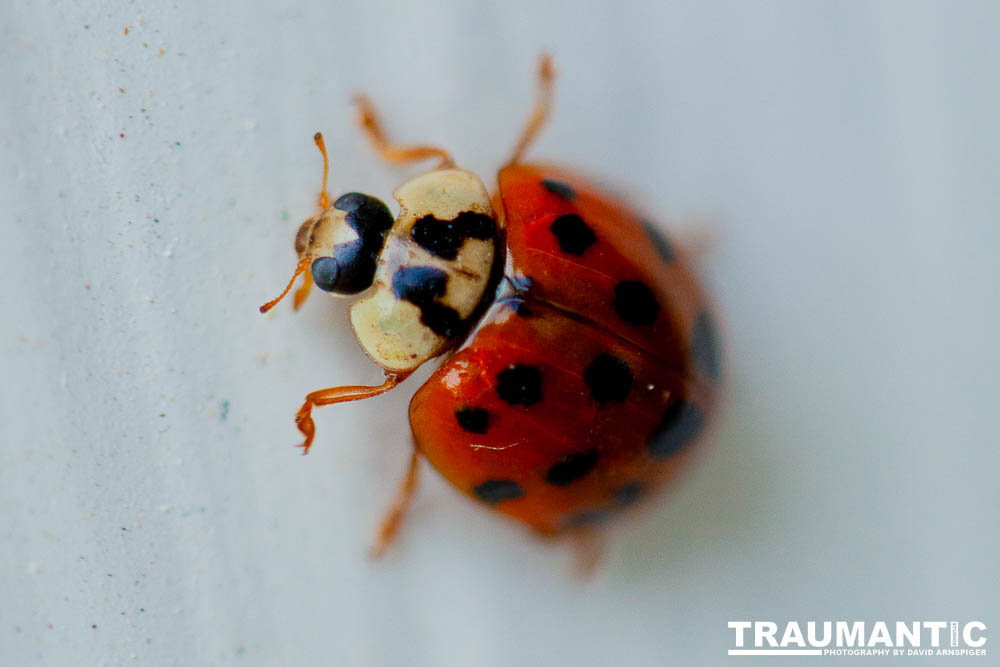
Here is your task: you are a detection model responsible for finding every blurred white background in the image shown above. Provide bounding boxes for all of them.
[2,1,998,665]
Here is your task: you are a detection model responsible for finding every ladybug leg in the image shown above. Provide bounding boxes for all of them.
[294,372,406,454]
[354,95,454,169]
[569,528,606,579]
[673,224,719,264]
[505,52,555,166]
[369,448,421,559]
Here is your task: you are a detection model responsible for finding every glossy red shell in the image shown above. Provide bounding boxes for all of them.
[409,164,720,533]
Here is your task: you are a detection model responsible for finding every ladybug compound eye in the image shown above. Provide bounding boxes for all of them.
[306,192,394,295]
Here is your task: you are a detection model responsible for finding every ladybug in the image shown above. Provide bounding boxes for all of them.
[260,55,721,561]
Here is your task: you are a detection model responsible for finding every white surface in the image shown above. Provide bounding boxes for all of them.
[3,1,999,665]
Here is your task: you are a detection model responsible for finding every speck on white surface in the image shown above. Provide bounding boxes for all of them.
[2,2,998,666]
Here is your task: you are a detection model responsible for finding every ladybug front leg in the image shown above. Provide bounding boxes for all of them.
[369,448,421,559]
[354,95,454,169]
[294,372,406,454]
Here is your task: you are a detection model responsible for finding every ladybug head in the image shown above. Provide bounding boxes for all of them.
[260,133,396,314]
[295,192,394,295]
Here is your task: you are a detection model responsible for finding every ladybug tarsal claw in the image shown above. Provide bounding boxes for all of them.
[293,400,316,454]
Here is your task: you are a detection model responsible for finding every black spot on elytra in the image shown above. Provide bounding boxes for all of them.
[613,482,645,507]
[544,449,600,486]
[411,211,496,260]
[583,354,633,405]
[648,398,704,458]
[541,178,577,201]
[310,192,394,294]
[612,280,659,326]
[455,406,491,434]
[474,479,524,504]
[550,214,597,255]
[390,266,462,337]
[691,311,721,381]
[496,364,543,406]
[641,219,675,263]
[561,509,612,528]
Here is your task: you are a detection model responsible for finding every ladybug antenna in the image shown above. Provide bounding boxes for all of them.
[314,132,331,210]
[259,256,310,314]
[507,52,555,166]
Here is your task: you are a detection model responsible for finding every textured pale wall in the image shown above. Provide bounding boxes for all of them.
[2,1,999,665]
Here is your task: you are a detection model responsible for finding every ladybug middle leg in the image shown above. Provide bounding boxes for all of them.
[354,95,454,169]
[293,372,408,454]
[369,448,421,558]
[506,52,555,166]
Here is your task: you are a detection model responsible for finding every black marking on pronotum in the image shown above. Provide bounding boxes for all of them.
[473,479,524,504]
[550,214,597,256]
[612,280,660,326]
[690,311,721,381]
[641,219,675,264]
[310,192,393,295]
[390,266,462,337]
[541,178,577,201]
[544,449,599,486]
[411,211,496,260]
[648,398,704,458]
[455,406,491,434]
[613,482,645,507]
[495,364,543,406]
[583,354,633,405]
